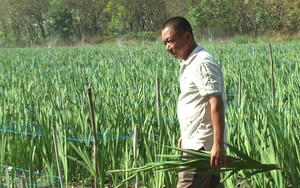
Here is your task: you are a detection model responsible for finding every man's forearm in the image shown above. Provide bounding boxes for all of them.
[209,95,225,145]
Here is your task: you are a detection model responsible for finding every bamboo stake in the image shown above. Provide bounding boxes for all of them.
[14,177,26,188]
[20,176,25,188]
[52,124,65,188]
[238,73,241,108]
[57,96,60,109]
[269,44,275,105]
[87,85,99,188]
[156,77,162,131]
[134,124,139,188]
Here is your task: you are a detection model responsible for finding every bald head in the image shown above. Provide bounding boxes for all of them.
[162,17,194,39]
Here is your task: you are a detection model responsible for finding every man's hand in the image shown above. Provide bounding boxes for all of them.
[211,143,226,169]
[178,137,182,148]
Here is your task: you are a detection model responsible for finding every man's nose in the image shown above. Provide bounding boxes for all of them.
[166,44,171,51]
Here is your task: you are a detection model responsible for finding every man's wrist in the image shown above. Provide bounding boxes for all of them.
[213,141,225,147]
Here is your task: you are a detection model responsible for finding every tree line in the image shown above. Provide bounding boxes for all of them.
[0,0,299,46]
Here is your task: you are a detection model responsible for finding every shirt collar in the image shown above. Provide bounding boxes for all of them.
[181,45,203,65]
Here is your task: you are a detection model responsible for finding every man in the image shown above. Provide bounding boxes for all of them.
[161,17,227,188]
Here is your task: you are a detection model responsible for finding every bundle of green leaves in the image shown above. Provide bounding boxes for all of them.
[109,144,281,188]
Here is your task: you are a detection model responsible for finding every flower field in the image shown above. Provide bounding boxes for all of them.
[0,41,299,187]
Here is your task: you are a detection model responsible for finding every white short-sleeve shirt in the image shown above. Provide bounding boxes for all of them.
[178,45,226,151]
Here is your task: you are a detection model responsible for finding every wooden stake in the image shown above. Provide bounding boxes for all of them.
[269,44,275,105]
[156,77,162,130]
[87,85,99,188]
[14,177,26,188]
[134,124,139,188]
[20,177,25,188]
[52,124,65,188]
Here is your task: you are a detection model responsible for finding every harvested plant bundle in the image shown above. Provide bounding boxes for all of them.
[109,144,281,187]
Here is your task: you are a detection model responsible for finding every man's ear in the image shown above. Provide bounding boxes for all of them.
[185,32,192,42]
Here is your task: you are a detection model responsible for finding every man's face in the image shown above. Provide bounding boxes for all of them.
[161,27,189,60]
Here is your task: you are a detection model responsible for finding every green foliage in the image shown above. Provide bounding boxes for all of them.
[122,31,158,42]
[1,42,300,187]
[103,1,130,35]
[0,0,300,46]
[48,1,73,41]
[188,0,235,40]
[282,1,300,33]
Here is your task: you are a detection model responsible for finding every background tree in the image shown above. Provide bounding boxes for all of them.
[47,1,73,42]
[283,0,300,34]
[21,0,50,40]
[0,0,299,46]
[103,1,130,35]
[0,0,9,40]
[69,0,107,40]
[164,0,189,18]
[3,0,50,42]
[188,0,236,41]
